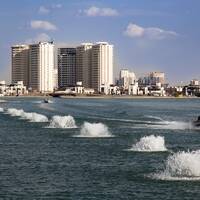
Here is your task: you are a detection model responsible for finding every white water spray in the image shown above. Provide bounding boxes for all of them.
[7,108,24,116]
[21,112,48,122]
[7,108,48,122]
[0,107,4,112]
[48,115,77,128]
[77,122,112,137]
[152,150,200,180]
[130,135,167,152]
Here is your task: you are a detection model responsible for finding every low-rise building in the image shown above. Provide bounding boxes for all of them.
[0,81,28,96]
[128,82,139,95]
[83,88,95,95]
[190,79,199,86]
[108,85,120,95]
[0,81,7,96]
[119,69,136,90]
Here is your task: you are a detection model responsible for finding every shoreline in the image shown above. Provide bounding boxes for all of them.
[58,95,199,99]
[0,95,198,99]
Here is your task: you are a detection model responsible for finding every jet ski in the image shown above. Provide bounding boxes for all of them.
[193,116,200,127]
[43,98,50,103]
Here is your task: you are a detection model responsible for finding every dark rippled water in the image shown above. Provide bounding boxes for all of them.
[0,97,200,199]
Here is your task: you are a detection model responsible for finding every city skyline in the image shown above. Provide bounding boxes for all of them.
[0,0,200,85]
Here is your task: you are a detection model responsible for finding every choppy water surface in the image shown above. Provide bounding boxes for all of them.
[0,97,200,199]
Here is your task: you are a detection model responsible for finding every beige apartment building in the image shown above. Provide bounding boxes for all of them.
[91,42,113,93]
[12,42,55,93]
[29,42,55,93]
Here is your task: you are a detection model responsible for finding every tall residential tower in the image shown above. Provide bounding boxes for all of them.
[91,42,113,93]
[57,48,76,87]
[29,42,55,92]
[11,45,29,87]
[76,43,93,88]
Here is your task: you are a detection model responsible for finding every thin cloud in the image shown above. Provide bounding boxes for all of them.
[83,6,118,17]
[30,20,57,31]
[38,4,62,15]
[51,4,62,9]
[38,6,50,14]
[124,23,178,40]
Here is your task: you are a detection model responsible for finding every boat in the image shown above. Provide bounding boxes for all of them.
[193,116,200,127]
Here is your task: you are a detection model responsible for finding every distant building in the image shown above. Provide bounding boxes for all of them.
[11,45,29,87]
[149,72,165,85]
[57,42,114,94]
[91,42,113,94]
[12,42,56,93]
[7,81,27,96]
[0,81,6,96]
[58,48,76,87]
[83,88,95,95]
[11,41,114,94]
[0,81,27,96]
[128,82,139,95]
[29,42,55,93]
[119,69,136,90]
[183,79,200,96]
[190,79,199,86]
[76,43,93,88]
[53,68,58,89]
[76,42,114,93]
[139,72,165,86]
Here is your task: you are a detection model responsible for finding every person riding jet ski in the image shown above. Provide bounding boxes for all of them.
[193,116,200,127]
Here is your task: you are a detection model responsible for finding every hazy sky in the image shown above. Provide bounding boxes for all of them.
[0,0,200,85]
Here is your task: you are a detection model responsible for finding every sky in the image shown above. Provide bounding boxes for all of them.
[0,0,200,85]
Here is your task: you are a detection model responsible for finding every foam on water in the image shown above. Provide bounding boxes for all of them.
[32,100,53,104]
[151,150,200,181]
[0,100,7,103]
[7,108,48,122]
[7,108,24,116]
[48,115,77,128]
[21,112,48,122]
[130,135,167,152]
[0,107,4,112]
[90,116,147,123]
[77,122,112,137]
[148,121,193,130]
[145,115,163,121]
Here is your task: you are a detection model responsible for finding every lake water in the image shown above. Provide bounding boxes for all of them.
[0,97,200,199]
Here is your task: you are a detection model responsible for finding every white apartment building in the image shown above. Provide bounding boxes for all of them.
[56,42,114,94]
[128,82,139,95]
[119,69,136,90]
[11,45,29,87]
[29,42,55,93]
[91,42,113,94]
